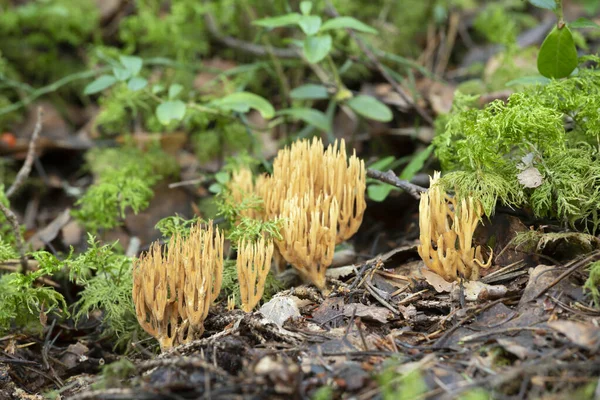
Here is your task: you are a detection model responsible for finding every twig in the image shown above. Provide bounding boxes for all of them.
[6,107,43,198]
[366,169,427,199]
[325,2,434,125]
[532,250,600,301]
[204,12,300,59]
[0,202,28,273]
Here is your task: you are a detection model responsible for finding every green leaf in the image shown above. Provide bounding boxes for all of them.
[300,1,312,15]
[152,84,165,94]
[367,183,394,202]
[303,34,332,64]
[368,156,396,171]
[213,92,275,119]
[320,17,378,34]
[127,77,148,91]
[253,13,302,29]
[569,18,600,29]
[112,66,131,81]
[346,95,393,122]
[208,183,222,194]
[215,171,230,185]
[399,145,434,180]
[168,83,183,99]
[277,108,330,131]
[537,26,578,79]
[298,15,321,35]
[505,75,551,87]
[528,0,556,10]
[290,84,329,99]
[119,55,143,76]
[84,75,117,95]
[156,100,186,125]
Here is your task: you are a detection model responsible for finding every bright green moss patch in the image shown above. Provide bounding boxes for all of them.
[435,61,600,233]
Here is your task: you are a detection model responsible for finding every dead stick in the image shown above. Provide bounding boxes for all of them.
[325,2,434,125]
[0,202,28,273]
[366,169,426,199]
[6,107,43,199]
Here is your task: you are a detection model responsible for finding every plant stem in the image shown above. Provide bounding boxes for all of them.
[555,0,565,28]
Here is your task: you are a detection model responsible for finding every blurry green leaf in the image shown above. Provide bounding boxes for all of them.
[152,84,165,94]
[303,34,332,63]
[208,183,222,194]
[112,67,131,81]
[528,0,556,10]
[215,171,230,184]
[277,108,330,131]
[119,55,143,76]
[368,183,394,202]
[127,77,148,91]
[168,83,183,99]
[290,84,329,99]
[368,156,396,171]
[320,16,377,34]
[399,145,434,180]
[253,13,302,28]
[213,92,275,119]
[537,26,578,79]
[84,75,117,95]
[300,1,312,15]
[506,75,551,86]
[298,15,321,35]
[569,18,600,29]
[346,95,393,122]
[156,100,186,125]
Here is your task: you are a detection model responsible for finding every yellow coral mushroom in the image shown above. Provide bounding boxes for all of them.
[417,172,493,282]
[256,138,365,289]
[132,221,223,350]
[237,236,274,312]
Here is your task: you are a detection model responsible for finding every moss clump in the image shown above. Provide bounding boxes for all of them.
[434,62,600,233]
[72,144,179,232]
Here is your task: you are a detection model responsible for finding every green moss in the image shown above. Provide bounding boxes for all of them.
[0,0,98,83]
[72,144,179,232]
[435,64,600,233]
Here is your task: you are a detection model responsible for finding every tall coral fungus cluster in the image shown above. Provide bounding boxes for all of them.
[132,138,367,349]
[417,172,493,282]
[132,221,223,350]
[259,138,367,289]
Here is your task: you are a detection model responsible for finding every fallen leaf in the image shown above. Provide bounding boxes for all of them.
[343,303,391,324]
[517,167,543,188]
[422,268,453,293]
[548,320,600,351]
[27,208,71,250]
[259,295,301,327]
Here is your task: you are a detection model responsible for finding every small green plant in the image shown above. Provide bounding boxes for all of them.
[253,1,393,127]
[584,261,600,308]
[67,235,146,350]
[377,358,428,400]
[0,247,67,334]
[528,0,600,79]
[72,144,179,232]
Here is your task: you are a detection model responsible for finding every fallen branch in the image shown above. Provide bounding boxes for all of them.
[1,107,44,273]
[0,202,28,273]
[6,107,43,198]
[325,2,434,125]
[366,169,427,199]
[204,12,300,59]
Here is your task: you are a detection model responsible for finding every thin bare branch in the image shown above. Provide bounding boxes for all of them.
[0,202,28,273]
[204,12,300,59]
[325,2,434,125]
[366,169,426,199]
[6,107,44,199]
